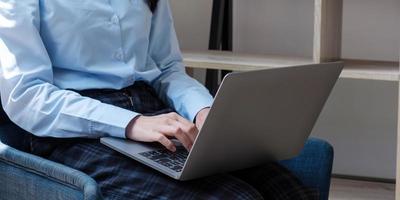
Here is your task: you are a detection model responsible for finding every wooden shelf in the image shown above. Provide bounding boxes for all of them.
[182,51,399,82]
[183,50,314,71]
[341,60,399,82]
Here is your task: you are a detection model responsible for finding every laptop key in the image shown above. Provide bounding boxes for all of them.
[139,147,188,172]
[149,155,166,160]
[157,158,170,163]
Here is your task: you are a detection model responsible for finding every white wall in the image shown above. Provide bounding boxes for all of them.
[233,0,314,58]
[313,79,398,179]
[170,0,400,179]
[170,0,212,51]
[341,0,400,61]
[232,0,400,61]
[170,0,211,83]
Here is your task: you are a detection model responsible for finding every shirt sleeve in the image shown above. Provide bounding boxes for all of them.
[148,0,214,122]
[0,1,137,139]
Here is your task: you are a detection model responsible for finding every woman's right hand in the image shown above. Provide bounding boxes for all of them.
[125,113,199,152]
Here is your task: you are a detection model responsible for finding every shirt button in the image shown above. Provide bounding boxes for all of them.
[110,15,119,25]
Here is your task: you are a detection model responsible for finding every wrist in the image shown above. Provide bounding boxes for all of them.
[194,107,210,129]
[194,107,209,123]
[125,115,142,139]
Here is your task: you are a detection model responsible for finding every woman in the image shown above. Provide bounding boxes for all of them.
[0,0,317,199]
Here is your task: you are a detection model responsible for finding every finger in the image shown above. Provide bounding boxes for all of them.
[175,115,199,139]
[159,125,192,151]
[169,112,193,126]
[174,127,193,151]
[169,119,198,143]
[167,113,198,142]
[154,133,176,152]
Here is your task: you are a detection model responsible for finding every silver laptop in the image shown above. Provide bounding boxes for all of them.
[101,62,343,181]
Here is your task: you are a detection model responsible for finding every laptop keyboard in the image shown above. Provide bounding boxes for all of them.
[139,146,188,172]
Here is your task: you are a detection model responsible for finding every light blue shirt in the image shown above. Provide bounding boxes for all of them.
[0,0,213,139]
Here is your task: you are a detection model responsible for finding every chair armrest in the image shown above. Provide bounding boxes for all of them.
[280,137,334,200]
[0,142,103,200]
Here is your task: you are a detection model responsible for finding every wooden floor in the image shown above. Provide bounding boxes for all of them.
[329,178,395,200]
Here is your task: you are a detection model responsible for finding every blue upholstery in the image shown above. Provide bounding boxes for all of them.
[0,114,333,200]
[280,138,334,200]
[0,139,103,200]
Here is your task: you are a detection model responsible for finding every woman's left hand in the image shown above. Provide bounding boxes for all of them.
[195,108,210,130]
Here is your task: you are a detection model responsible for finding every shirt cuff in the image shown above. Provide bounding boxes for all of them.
[180,89,214,122]
[90,103,139,139]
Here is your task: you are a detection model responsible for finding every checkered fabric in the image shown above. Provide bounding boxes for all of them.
[30,81,319,200]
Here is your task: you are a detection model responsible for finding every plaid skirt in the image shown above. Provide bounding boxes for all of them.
[29,82,318,200]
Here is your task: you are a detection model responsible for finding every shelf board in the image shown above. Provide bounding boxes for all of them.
[182,50,314,71]
[341,60,399,82]
[182,51,399,82]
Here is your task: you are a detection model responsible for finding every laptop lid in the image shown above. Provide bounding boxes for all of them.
[179,62,343,180]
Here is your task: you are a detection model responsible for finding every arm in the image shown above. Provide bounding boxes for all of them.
[148,0,214,122]
[0,1,137,138]
[125,0,213,151]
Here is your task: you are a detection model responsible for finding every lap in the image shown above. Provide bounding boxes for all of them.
[31,137,263,200]
[30,137,318,200]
